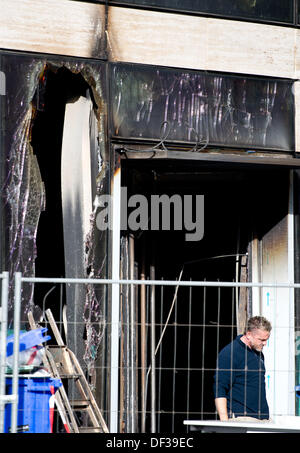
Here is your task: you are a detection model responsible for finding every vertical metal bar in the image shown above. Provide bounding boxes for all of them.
[244,330,248,416]
[171,287,178,433]
[0,271,9,433]
[110,164,121,433]
[186,283,192,430]
[215,283,221,419]
[11,272,22,433]
[235,226,240,332]
[201,283,206,419]
[157,281,163,433]
[288,169,295,415]
[142,280,150,432]
[251,238,261,316]
[59,283,63,337]
[129,234,137,432]
[216,283,221,362]
[134,263,139,431]
[150,264,156,433]
[119,241,125,432]
[229,285,235,418]
[231,283,235,333]
[140,252,146,433]
[144,277,151,425]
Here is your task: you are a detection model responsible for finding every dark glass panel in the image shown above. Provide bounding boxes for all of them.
[110,0,294,24]
[110,63,295,152]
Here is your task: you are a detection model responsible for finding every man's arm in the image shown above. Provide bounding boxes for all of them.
[214,344,236,421]
[214,397,229,421]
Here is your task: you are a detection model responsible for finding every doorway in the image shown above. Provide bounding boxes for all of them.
[119,157,290,432]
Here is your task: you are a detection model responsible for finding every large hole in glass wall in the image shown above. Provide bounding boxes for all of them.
[30,66,93,319]
[110,0,294,25]
[0,53,109,421]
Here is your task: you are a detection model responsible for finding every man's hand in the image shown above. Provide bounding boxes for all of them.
[215,397,229,421]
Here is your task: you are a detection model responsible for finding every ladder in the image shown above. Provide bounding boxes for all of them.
[28,309,109,433]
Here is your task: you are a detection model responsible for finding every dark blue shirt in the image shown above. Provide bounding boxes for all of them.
[213,335,269,419]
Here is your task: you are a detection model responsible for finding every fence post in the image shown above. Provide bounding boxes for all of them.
[0,272,9,432]
[10,272,22,433]
[110,162,121,433]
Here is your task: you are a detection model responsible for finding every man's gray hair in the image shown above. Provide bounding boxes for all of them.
[246,316,272,333]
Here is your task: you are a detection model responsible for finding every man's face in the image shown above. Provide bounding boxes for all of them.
[246,328,270,352]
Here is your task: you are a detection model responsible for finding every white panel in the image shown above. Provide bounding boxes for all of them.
[288,173,296,416]
[107,7,296,79]
[61,96,93,242]
[250,237,261,316]
[206,18,295,78]
[0,0,105,58]
[260,181,295,418]
[294,82,300,153]
[294,29,300,79]
[0,2,297,80]
[61,95,95,359]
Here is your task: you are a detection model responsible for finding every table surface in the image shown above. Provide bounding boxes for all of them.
[183,419,300,433]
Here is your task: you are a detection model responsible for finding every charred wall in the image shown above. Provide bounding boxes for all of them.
[0,53,110,407]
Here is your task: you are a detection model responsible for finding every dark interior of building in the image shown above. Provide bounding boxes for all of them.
[30,66,93,322]
[121,158,289,430]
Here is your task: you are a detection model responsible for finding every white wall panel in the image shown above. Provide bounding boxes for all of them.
[107,7,296,79]
[0,0,105,58]
[0,2,296,79]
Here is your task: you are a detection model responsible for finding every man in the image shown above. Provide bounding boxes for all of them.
[213,316,271,421]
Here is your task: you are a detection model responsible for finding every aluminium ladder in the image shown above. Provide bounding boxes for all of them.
[28,309,109,433]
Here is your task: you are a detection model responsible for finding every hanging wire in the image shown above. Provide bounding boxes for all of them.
[116,119,209,159]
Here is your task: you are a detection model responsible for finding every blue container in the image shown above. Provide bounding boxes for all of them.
[4,377,62,433]
[6,328,51,357]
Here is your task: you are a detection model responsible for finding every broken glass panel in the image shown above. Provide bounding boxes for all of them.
[0,54,47,324]
[110,63,295,152]
[0,52,108,380]
[109,0,294,24]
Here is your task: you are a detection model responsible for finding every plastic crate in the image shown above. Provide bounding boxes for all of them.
[6,328,51,356]
[4,377,61,433]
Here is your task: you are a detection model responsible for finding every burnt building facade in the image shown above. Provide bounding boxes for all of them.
[1,0,300,433]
